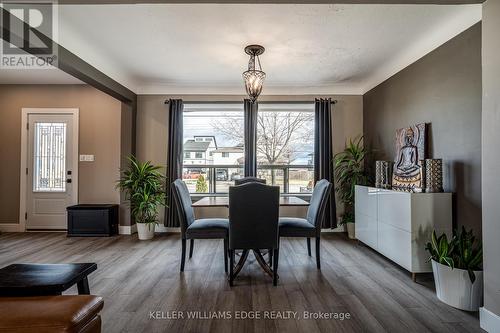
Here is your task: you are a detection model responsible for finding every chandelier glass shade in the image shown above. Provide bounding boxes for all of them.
[242,45,266,102]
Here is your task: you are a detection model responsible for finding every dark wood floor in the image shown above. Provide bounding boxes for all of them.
[0,232,482,333]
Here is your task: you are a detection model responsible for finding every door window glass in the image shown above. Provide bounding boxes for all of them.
[33,122,67,192]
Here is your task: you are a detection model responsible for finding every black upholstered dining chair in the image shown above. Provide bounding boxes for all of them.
[171,179,229,273]
[228,182,280,286]
[278,179,332,269]
[234,177,266,185]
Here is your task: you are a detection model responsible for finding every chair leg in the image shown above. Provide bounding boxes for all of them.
[180,238,187,272]
[189,239,194,259]
[307,238,311,256]
[315,236,321,270]
[273,248,279,286]
[229,250,234,287]
[268,248,273,266]
[224,238,228,274]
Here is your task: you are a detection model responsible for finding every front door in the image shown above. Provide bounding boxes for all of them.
[26,113,77,230]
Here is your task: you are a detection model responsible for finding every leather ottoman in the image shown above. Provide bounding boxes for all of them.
[0,295,103,332]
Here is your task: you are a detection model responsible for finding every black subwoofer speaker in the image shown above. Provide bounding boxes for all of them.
[67,204,119,237]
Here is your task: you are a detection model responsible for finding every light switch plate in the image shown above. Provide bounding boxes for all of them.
[79,154,95,162]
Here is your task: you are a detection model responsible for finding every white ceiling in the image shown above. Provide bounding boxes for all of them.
[2,4,481,95]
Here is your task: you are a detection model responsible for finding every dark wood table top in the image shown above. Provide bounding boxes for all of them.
[0,263,97,296]
[192,196,309,208]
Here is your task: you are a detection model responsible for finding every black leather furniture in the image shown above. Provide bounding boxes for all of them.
[278,179,332,269]
[171,179,229,273]
[228,182,280,286]
[234,177,266,185]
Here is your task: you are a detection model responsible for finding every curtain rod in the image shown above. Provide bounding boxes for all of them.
[164,100,338,105]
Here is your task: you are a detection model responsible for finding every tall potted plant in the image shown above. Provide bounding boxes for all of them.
[334,136,370,239]
[425,227,483,311]
[117,156,166,240]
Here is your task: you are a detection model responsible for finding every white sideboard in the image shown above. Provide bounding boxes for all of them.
[355,185,452,278]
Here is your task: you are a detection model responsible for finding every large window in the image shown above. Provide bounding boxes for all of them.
[182,102,314,194]
[256,103,314,193]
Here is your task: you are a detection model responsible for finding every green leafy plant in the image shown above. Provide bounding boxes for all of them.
[425,231,455,268]
[426,227,483,283]
[334,136,370,225]
[117,156,166,226]
[196,175,208,193]
[453,227,483,284]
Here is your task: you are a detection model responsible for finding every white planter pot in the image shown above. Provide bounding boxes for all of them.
[346,223,356,239]
[431,260,483,311]
[136,223,156,240]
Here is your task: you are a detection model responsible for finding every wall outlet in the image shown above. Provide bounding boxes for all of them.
[79,154,95,162]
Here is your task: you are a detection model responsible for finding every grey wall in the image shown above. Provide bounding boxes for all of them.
[481,0,500,325]
[363,23,482,235]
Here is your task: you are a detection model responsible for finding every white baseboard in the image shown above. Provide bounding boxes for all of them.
[155,225,180,233]
[0,224,21,232]
[481,307,500,333]
[322,225,346,233]
[119,224,178,235]
[2,223,345,235]
[119,224,137,235]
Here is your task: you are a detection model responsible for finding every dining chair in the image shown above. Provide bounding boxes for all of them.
[234,177,271,265]
[228,182,280,286]
[278,179,332,269]
[234,177,266,185]
[171,179,229,273]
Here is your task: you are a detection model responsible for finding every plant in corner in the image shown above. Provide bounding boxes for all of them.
[333,136,370,239]
[425,227,483,311]
[117,156,166,240]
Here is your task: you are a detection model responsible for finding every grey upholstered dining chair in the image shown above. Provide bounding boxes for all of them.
[171,179,229,273]
[228,182,280,286]
[234,176,273,265]
[234,177,266,185]
[278,179,332,269]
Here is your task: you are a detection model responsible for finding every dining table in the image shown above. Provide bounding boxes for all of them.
[192,195,309,279]
[192,195,309,208]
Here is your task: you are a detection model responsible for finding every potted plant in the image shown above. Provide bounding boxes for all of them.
[334,136,370,239]
[425,227,483,311]
[117,156,166,240]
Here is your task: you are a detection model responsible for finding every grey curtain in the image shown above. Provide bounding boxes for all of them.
[314,98,337,229]
[165,99,184,227]
[244,99,258,177]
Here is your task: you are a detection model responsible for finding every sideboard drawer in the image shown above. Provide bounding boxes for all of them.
[378,222,412,271]
[355,186,378,218]
[377,190,411,232]
[356,212,378,250]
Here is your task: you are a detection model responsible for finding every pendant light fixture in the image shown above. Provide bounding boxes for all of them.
[242,45,266,102]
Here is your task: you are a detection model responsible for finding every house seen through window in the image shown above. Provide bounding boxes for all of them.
[182,102,314,194]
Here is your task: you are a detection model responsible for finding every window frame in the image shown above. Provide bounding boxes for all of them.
[182,102,315,195]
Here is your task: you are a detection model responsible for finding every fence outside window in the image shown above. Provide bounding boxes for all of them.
[182,164,314,194]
